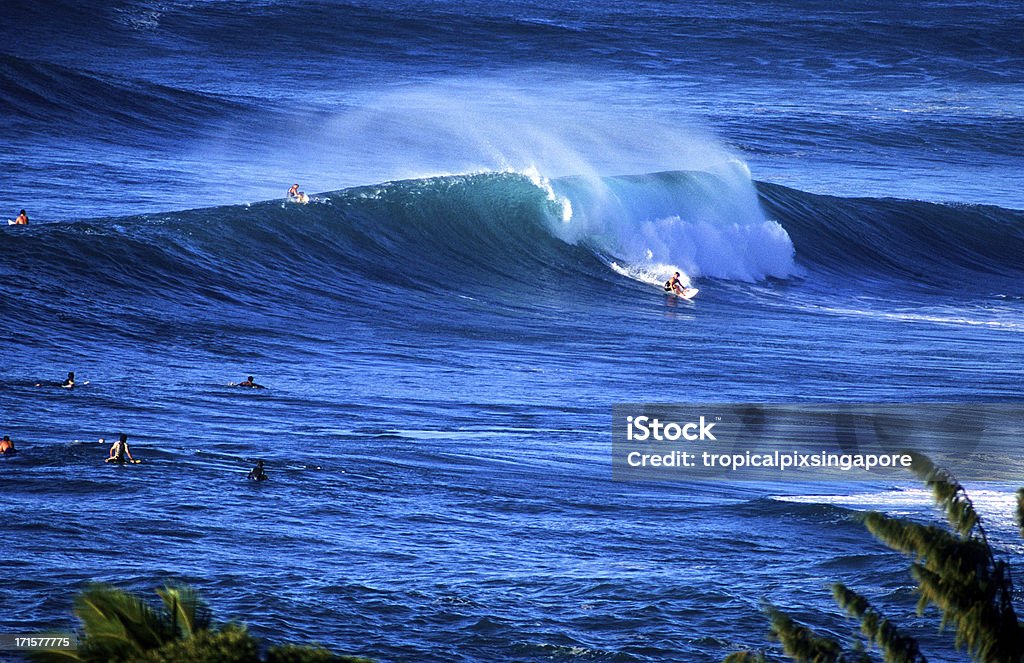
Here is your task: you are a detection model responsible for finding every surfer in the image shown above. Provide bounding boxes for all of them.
[34,371,75,388]
[287,184,311,203]
[248,460,268,481]
[0,435,16,455]
[13,209,28,225]
[664,272,686,296]
[105,433,137,464]
[237,375,265,389]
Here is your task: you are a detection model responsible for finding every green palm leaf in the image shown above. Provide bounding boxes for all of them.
[156,585,211,639]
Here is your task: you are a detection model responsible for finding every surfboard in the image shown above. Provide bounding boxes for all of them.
[8,220,16,225]
[288,193,310,204]
[664,286,699,300]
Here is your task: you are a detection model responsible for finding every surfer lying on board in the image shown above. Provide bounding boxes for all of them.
[13,209,29,225]
[664,272,685,296]
[105,433,138,463]
[237,375,265,389]
[0,435,16,455]
[35,371,75,388]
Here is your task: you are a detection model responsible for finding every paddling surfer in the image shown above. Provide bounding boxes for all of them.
[237,375,265,389]
[35,371,76,388]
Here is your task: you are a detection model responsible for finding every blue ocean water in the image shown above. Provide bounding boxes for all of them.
[1,1,1023,661]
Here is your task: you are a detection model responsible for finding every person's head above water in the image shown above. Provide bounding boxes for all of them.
[247,376,254,381]
[19,209,26,215]
[119,433,127,443]
[68,371,74,378]
[2,435,9,442]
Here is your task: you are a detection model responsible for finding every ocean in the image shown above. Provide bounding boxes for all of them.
[1,1,1023,661]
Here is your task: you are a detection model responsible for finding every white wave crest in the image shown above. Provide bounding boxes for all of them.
[549,163,799,283]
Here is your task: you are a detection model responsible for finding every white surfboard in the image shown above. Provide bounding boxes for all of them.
[664,287,699,300]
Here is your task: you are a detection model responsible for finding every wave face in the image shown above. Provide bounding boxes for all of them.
[4,170,1023,343]
[760,182,1024,288]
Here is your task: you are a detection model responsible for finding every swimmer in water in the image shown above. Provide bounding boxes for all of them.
[237,375,265,389]
[0,435,16,455]
[248,459,268,481]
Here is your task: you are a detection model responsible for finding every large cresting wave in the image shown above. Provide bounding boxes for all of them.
[0,168,794,313]
[2,169,1023,342]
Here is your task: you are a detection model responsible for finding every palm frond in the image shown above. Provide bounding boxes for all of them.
[157,585,211,639]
